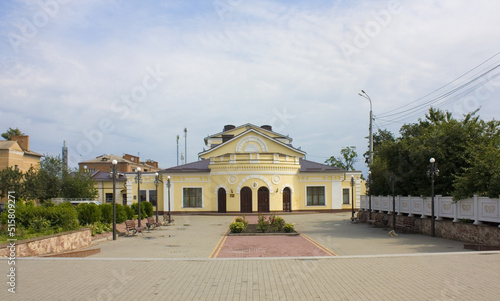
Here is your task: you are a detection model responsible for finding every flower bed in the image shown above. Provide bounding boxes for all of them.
[228,214,298,236]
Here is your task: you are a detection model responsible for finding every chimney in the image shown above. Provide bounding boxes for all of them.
[261,125,272,132]
[11,135,29,151]
[223,125,235,132]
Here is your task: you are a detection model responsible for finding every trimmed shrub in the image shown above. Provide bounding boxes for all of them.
[46,204,79,231]
[131,203,147,219]
[142,201,153,218]
[124,205,135,220]
[100,203,113,224]
[76,203,102,225]
[270,216,285,232]
[115,204,128,224]
[230,222,245,233]
[283,223,295,233]
[234,217,249,228]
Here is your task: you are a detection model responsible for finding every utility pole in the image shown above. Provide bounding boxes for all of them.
[358,90,373,166]
[176,135,179,166]
[184,128,188,164]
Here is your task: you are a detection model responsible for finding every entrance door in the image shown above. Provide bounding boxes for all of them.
[258,187,270,213]
[283,187,291,212]
[240,187,252,213]
[218,188,227,213]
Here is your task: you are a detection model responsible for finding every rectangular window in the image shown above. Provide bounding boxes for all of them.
[183,188,202,208]
[105,193,113,203]
[343,188,350,204]
[139,190,146,203]
[149,190,157,206]
[307,186,325,206]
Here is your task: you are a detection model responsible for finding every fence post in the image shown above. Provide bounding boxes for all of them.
[473,195,483,225]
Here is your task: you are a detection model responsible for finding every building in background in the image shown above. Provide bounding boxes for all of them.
[79,154,161,174]
[0,135,42,172]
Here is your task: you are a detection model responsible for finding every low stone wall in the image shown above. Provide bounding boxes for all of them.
[358,211,500,246]
[0,228,92,257]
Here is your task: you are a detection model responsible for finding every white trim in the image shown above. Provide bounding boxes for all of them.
[280,184,294,193]
[236,175,273,193]
[214,185,228,195]
[305,185,327,207]
[236,135,268,153]
[181,186,204,209]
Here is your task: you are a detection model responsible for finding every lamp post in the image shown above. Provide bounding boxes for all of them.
[136,167,142,227]
[154,172,163,223]
[111,160,118,240]
[428,158,439,237]
[351,175,355,220]
[368,171,372,220]
[166,176,172,223]
[358,90,373,166]
[391,175,396,230]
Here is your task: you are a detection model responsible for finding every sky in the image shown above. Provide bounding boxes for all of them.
[1,0,500,176]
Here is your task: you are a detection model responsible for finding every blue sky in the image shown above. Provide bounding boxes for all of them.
[1,0,500,175]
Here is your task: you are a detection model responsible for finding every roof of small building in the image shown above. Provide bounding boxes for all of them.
[0,140,42,157]
[299,158,347,172]
[79,154,134,164]
[160,159,211,173]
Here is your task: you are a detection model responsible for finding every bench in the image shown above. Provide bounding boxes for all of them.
[146,216,162,230]
[395,217,415,233]
[125,220,145,236]
[163,213,175,225]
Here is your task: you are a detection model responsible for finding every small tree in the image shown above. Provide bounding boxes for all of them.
[325,146,358,170]
[1,127,25,140]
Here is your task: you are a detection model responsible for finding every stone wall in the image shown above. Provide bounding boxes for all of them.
[0,228,92,257]
[358,211,500,246]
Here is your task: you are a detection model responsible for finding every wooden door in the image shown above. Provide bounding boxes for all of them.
[218,188,226,213]
[258,187,270,213]
[240,187,252,213]
[283,187,291,212]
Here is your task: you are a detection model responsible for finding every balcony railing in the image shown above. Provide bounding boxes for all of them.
[360,195,500,226]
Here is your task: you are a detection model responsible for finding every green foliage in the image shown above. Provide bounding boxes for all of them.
[0,167,24,198]
[76,203,102,225]
[131,203,147,219]
[234,216,249,228]
[1,127,24,140]
[229,222,246,233]
[256,214,270,233]
[269,215,285,232]
[124,205,135,220]
[61,170,98,199]
[283,223,295,233]
[90,222,111,236]
[115,204,128,224]
[325,146,358,170]
[100,203,113,224]
[142,201,154,218]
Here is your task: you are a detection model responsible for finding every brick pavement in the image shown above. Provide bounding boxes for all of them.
[2,252,500,300]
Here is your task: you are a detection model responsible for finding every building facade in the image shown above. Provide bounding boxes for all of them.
[0,135,42,173]
[126,124,364,214]
[79,154,161,174]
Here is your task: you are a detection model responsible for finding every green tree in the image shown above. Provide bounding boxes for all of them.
[1,127,25,140]
[36,155,64,201]
[0,167,24,198]
[61,170,98,199]
[325,146,358,170]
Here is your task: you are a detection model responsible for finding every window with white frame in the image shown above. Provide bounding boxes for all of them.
[343,188,350,204]
[183,188,202,208]
[307,186,325,206]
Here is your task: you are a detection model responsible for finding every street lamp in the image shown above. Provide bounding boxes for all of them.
[167,176,171,224]
[358,90,373,166]
[368,171,372,220]
[428,158,439,237]
[111,160,118,240]
[154,172,163,223]
[136,167,142,227]
[351,175,355,221]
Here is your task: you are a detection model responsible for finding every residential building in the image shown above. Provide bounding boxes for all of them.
[79,154,161,174]
[0,135,42,173]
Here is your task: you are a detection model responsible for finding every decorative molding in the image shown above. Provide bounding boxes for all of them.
[228,175,238,184]
[236,175,273,193]
[280,184,294,193]
[272,175,281,184]
[235,135,268,153]
[214,185,228,194]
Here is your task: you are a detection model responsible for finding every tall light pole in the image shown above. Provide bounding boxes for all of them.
[358,90,373,166]
[111,160,118,240]
[368,171,372,220]
[351,175,355,221]
[184,128,188,164]
[154,172,162,223]
[428,158,439,237]
[167,176,171,224]
[136,167,142,227]
[176,135,180,166]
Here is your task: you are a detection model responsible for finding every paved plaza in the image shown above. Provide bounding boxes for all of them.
[2,213,500,300]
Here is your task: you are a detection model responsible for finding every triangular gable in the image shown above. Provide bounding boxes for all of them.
[204,123,291,145]
[199,128,305,159]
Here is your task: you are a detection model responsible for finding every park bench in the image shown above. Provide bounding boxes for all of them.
[146,216,162,230]
[125,220,145,236]
[395,217,415,233]
[163,213,175,225]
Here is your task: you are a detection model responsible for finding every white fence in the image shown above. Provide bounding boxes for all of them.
[360,195,500,226]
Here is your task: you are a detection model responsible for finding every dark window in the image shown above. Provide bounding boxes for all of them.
[183,188,202,208]
[149,190,157,206]
[307,186,325,206]
[139,190,146,203]
[343,188,350,204]
[105,193,113,203]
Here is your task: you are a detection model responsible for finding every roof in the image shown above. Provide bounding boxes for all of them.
[204,123,290,143]
[79,154,134,164]
[160,160,210,173]
[0,140,42,157]
[299,158,347,172]
[90,171,126,182]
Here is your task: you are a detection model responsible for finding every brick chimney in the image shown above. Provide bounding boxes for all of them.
[11,135,29,151]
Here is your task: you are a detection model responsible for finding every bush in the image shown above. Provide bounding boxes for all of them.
[283,223,295,233]
[131,203,147,219]
[76,203,102,225]
[124,205,135,220]
[234,216,249,228]
[229,222,246,233]
[100,203,113,224]
[46,204,79,231]
[269,215,285,232]
[115,204,128,224]
[90,222,111,236]
[142,201,153,218]
[256,214,270,233]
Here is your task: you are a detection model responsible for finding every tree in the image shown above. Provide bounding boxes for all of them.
[325,146,358,170]
[0,167,24,198]
[61,170,98,199]
[1,127,25,140]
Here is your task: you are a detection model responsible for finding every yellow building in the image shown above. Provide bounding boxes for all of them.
[126,124,364,214]
[0,136,42,172]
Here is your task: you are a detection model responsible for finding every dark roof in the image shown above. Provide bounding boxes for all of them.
[90,171,126,181]
[299,158,346,172]
[160,159,210,173]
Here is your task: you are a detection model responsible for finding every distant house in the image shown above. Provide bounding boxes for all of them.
[79,154,161,174]
[0,135,42,172]
[125,124,364,213]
